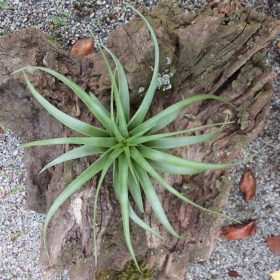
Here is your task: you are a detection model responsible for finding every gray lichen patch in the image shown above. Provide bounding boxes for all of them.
[157,69,174,91]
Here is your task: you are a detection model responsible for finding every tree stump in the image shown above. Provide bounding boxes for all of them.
[1,1,279,279]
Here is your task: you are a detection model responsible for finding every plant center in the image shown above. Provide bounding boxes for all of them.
[121,138,128,148]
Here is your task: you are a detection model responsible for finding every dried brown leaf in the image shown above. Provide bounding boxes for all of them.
[70,37,94,58]
[228,270,240,277]
[266,236,280,255]
[239,169,256,202]
[221,221,256,240]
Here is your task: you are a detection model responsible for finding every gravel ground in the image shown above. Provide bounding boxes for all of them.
[0,132,46,280]
[0,0,279,280]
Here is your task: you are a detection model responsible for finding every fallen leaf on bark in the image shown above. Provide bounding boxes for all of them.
[0,126,4,134]
[228,270,240,277]
[270,270,280,280]
[70,37,94,57]
[220,221,256,240]
[239,169,256,202]
[266,236,280,255]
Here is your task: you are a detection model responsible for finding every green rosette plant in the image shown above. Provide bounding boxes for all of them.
[15,4,240,271]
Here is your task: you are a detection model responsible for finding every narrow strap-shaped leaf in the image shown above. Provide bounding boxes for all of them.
[123,146,144,213]
[93,147,122,265]
[129,204,163,239]
[23,66,114,134]
[40,145,106,174]
[97,42,128,136]
[101,44,130,121]
[131,121,232,145]
[127,124,155,144]
[21,137,116,149]
[130,147,239,223]
[145,130,219,149]
[112,167,162,239]
[130,94,237,136]
[127,4,160,129]
[109,69,124,142]
[89,92,111,118]
[128,168,144,213]
[135,166,180,238]
[114,154,141,272]
[43,151,112,260]
[140,145,233,171]
[149,160,202,175]
[23,72,108,137]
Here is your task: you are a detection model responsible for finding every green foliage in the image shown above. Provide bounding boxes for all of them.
[96,260,154,280]
[0,27,8,36]
[51,12,69,26]
[10,184,25,195]
[16,4,238,272]
[3,266,15,279]
[0,1,12,10]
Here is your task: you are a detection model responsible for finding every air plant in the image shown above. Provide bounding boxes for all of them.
[15,4,240,271]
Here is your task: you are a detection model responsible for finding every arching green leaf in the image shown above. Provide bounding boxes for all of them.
[140,145,233,171]
[129,205,162,239]
[101,44,130,121]
[129,121,231,145]
[130,147,240,223]
[149,160,201,175]
[135,166,180,238]
[40,145,106,173]
[23,66,114,134]
[114,154,141,272]
[93,147,122,265]
[128,4,160,129]
[145,130,219,149]
[21,137,116,149]
[23,72,107,137]
[128,168,144,213]
[43,151,112,260]
[130,94,237,136]
[96,42,128,136]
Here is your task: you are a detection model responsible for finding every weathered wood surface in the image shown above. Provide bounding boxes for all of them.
[1,0,279,279]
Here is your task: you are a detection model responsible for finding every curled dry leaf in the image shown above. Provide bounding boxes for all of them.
[239,168,256,202]
[277,40,280,49]
[270,270,280,280]
[221,221,256,240]
[266,236,280,255]
[70,37,94,58]
[0,127,3,134]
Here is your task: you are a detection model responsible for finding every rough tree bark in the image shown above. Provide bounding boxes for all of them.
[0,0,279,279]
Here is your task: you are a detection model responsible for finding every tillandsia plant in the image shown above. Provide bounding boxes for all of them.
[15,4,240,272]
